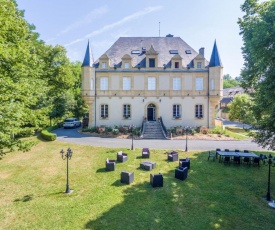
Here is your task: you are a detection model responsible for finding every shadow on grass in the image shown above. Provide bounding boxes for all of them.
[96,168,108,173]
[85,150,275,230]
[14,194,33,202]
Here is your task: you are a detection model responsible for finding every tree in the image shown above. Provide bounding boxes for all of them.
[238,0,275,149]
[228,94,255,128]
[223,74,240,88]
[0,0,46,154]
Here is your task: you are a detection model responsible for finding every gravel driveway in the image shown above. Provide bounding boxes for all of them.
[53,128,266,151]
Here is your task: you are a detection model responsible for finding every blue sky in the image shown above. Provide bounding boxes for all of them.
[16,0,248,77]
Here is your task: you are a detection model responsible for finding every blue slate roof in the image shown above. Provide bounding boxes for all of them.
[93,37,209,68]
[209,40,222,67]
[82,41,92,67]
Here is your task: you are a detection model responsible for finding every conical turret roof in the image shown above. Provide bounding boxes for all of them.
[209,40,222,67]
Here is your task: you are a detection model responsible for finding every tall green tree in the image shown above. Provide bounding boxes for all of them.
[228,94,255,128]
[0,0,46,154]
[238,0,275,149]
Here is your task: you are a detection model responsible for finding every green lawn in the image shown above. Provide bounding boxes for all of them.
[0,138,274,230]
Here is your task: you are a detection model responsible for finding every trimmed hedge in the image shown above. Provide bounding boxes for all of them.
[41,129,57,141]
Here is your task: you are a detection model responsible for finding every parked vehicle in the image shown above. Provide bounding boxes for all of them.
[63,118,81,128]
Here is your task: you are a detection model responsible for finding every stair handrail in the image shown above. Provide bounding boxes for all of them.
[159,116,169,139]
[140,117,146,138]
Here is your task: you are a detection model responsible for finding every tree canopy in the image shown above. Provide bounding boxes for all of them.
[238,0,275,149]
[0,0,87,155]
[223,74,240,88]
[228,94,255,128]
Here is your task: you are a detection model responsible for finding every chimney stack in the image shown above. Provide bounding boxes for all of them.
[199,47,205,57]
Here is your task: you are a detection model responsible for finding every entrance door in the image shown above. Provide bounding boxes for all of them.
[147,104,156,121]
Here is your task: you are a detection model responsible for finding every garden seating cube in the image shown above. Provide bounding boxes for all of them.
[140,161,156,171]
[168,151,178,161]
[142,148,150,158]
[120,171,134,184]
[117,151,128,162]
[175,167,188,181]
[179,158,190,169]
[106,159,116,171]
[150,173,163,187]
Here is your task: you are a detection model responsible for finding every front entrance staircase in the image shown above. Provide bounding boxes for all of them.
[142,121,166,139]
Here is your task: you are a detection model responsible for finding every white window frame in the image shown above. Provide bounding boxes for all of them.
[173,104,181,118]
[123,104,131,118]
[195,104,203,118]
[196,78,203,90]
[102,62,107,69]
[101,104,108,118]
[148,77,156,90]
[124,62,130,69]
[123,77,131,90]
[100,77,108,90]
[197,62,202,69]
[173,77,181,90]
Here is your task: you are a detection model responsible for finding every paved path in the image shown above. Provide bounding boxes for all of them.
[53,128,266,151]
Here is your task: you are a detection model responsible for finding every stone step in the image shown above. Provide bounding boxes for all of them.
[142,121,165,139]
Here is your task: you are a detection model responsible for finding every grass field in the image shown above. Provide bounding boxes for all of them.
[0,137,274,230]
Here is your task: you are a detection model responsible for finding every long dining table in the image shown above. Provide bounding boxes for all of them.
[216,151,259,163]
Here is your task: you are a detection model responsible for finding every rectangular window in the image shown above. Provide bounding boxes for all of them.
[102,62,107,69]
[123,104,131,118]
[101,105,108,118]
[195,105,203,118]
[100,77,108,90]
[175,62,179,68]
[173,105,181,118]
[124,62,129,69]
[197,62,202,69]
[196,78,203,90]
[149,58,155,67]
[148,77,156,90]
[173,78,181,90]
[123,77,131,90]
[210,79,214,90]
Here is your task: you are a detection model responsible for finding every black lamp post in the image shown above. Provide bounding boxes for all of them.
[183,126,191,152]
[129,125,135,150]
[60,148,73,194]
[266,153,273,201]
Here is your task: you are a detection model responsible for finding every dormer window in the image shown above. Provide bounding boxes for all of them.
[124,62,129,69]
[197,62,202,69]
[149,58,155,68]
[102,62,107,69]
[175,62,179,69]
[122,54,132,70]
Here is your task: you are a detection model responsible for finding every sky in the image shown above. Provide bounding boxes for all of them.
[16,0,249,78]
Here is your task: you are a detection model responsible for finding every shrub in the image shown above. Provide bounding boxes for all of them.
[82,128,92,132]
[209,127,225,135]
[112,129,119,135]
[200,127,209,134]
[41,129,56,141]
[15,128,35,138]
[105,126,113,132]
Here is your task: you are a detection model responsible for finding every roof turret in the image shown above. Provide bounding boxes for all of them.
[209,40,222,67]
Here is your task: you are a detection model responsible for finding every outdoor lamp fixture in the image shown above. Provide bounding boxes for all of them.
[266,153,273,201]
[129,125,135,150]
[60,148,73,194]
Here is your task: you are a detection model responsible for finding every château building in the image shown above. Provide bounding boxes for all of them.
[81,35,223,133]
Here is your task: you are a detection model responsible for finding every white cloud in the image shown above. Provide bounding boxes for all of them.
[61,6,108,34]
[46,6,108,43]
[64,5,163,47]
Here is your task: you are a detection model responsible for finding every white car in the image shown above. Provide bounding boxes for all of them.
[63,118,81,128]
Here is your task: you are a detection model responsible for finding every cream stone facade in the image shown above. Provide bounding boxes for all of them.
[81,36,223,129]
